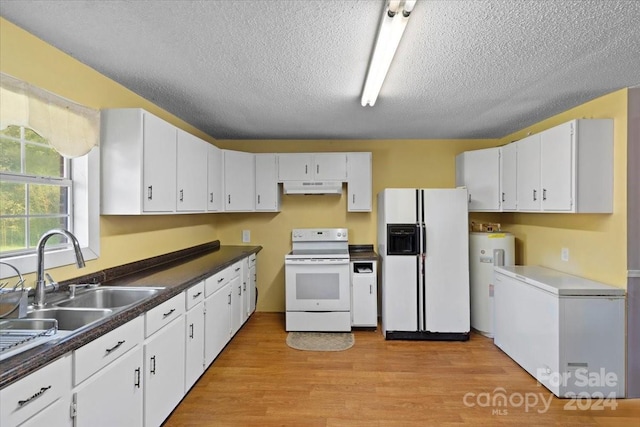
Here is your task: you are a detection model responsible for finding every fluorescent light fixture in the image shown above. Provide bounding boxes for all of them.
[361,0,416,107]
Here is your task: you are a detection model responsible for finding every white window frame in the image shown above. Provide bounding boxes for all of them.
[0,146,100,280]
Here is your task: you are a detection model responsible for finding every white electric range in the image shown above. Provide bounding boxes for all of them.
[285,228,351,332]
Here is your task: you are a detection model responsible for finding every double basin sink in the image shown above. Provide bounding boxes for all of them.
[1,287,165,361]
[25,287,165,331]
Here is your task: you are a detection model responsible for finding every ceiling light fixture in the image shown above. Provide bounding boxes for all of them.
[361,0,417,107]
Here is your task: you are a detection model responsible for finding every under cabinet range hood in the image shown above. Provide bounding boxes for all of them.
[282,181,343,195]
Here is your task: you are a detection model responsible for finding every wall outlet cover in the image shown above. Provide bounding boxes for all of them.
[561,247,569,262]
[242,230,250,243]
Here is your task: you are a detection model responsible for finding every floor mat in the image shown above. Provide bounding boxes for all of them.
[286,332,354,352]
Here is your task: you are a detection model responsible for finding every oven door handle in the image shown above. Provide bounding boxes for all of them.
[285,259,350,265]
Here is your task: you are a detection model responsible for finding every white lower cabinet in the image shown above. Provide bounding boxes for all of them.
[1,354,72,427]
[230,265,243,336]
[204,282,231,366]
[73,346,143,427]
[184,281,205,393]
[143,293,186,427]
[351,261,378,327]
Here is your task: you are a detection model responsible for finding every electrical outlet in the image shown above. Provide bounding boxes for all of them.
[242,230,250,243]
[561,247,569,262]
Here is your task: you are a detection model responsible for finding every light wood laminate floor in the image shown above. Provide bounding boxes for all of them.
[164,313,639,426]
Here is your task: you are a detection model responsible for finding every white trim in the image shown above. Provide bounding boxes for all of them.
[0,146,100,281]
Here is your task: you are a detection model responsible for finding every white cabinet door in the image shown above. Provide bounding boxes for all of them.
[240,257,250,324]
[500,143,517,211]
[1,354,72,427]
[144,315,186,427]
[313,153,347,181]
[184,301,205,392]
[351,261,377,327]
[204,283,231,367]
[540,121,573,211]
[457,148,501,211]
[248,254,257,317]
[278,153,347,181]
[230,275,243,336]
[207,144,223,212]
[101,109,177,214]
[277,153,312,181]
[347,152,372,212]
[255,153,280,211]
[20,396,72,427]
[73,346,143,427]
[142,112,177,213]
[176,130,208,212]
[516,134,541,211]
[223,150,255,211]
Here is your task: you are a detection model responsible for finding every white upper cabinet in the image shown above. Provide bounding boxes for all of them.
[516,134,542,211]
[101,108,177,214]
[223,150,255,212]
[347,152,372,212]
[277,153,347,181]
[207,144,224,212]
[255,153,281,212]
[513,119,613,213]
[539,119,613,213]
[176,130,208,212]
[455,147,501,211]
[500,143,517,211]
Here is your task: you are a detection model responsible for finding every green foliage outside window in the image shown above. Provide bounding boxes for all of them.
[0,125,70,254]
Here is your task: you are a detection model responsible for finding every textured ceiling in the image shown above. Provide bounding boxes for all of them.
[2,0,639,140]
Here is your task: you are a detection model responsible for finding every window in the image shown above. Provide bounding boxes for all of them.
[0,73,100,280]
[1,125,72,255]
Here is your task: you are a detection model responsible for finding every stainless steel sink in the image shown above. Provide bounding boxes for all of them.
[55,286,164,309]
[25,307,112,331]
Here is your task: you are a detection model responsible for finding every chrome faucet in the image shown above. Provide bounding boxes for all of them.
[34,229,86,308]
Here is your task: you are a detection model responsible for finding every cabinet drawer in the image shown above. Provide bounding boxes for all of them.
[1,353,72,427]
[185,281,205,310]
[248,254,256,267]
[145,292,186,337]
[73,316,143,386]
[230,261,242,278]
[205,268,230,296]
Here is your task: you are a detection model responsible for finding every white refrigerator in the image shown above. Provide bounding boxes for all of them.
[377,188,470,340]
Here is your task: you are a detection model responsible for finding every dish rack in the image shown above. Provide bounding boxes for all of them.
[0,318,58,360]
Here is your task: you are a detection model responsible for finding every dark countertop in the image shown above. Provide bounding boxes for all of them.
[349,244,378,261]
[0,241,261,389]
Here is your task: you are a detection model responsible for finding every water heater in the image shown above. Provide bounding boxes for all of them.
[469,232,515,337]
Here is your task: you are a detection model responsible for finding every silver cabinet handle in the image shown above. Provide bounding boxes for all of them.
[502,192,505,202]
[228,293,231,305]
[533,189,537,201]
[147,185,153,200]
[150,356,156,375]
[189,323,194,339]
[468,193,471,203]
[228,194,231,204]
[238,285,242,296]
[352,194,355,204]
[305,165,308,174]
[316,164,319,174]
[543,188,547,201]
[192,291,202,299]
[217,277,224,283]
[18,386,51,407]
[179,189,184,202]
[162,308,176,318]
[235,267,241,272]
[369,284,372,294]
[105,340,125,354]
[210,192,213,203]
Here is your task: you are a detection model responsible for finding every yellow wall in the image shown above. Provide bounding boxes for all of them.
[497,90,628,288]
[1,17,628,313]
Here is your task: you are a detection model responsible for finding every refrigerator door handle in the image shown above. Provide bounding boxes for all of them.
[421,224,427,256]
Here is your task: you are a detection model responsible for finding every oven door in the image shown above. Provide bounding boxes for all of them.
[285,258,350,311]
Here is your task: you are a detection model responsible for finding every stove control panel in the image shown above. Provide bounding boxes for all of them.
[292,228,348,242]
